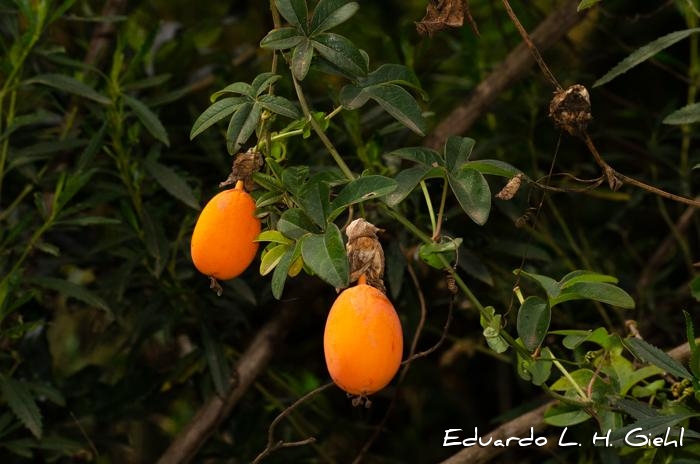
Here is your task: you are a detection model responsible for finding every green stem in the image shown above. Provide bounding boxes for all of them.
[433,178,449,241]
[552,358,589,401]
[290,76,355,181]
[420,181,437,237]
[325,105,343,121]
[0,184,34,223]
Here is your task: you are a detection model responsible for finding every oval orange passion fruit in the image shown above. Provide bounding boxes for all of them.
[190,181,261,280]
[323,278,403,396]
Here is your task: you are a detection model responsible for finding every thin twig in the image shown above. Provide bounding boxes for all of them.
[251,382,334,464]
[70,411,99,459]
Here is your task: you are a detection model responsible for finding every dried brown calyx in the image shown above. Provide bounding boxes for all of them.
[345,218,386,294]
[495,173,525,201]
[548,84,592,136]
[416,0,479,37]
[219,148,264,191]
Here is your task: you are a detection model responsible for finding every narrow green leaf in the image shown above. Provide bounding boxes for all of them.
[226,102,262,154]
[190,97,246,140]
[387,146,443,167]
[310,0,358,34]
[663,102,700,125]
[32,277,110,313]
[339,84,370,109]
[0,375,42,439]
[464,159,521,178]
[517,296,550,352]
[275,0,309,32]
[260,244,291,276]
[594,28,700,87]
[364,84,425,135]
[559,270,618,288]
[624,337,693,380]
[577,0,601,11]
[360,64,427,100]
[255,230,294,245]
[201,324,231,398]
[691,275,700,302]
[258,95,301,118]
[143,158,200,210]
[300,224,349,288]
[448,167,491,225]
[384,165,444,207]
[260,27,305,50]
[122,94,169,146]
[210,83,254,101]
[551,282,635,308]
[445,136,475,172]
[330,175,397,214]
[609,413,699,446]
[251,73,282,97]
[25,73,110,104]
[271,242,301,299]
[291,38,314,81]
[277,208,319,240]
[684,310,700,379]
[312,32,368,79]
[57,216,121,227]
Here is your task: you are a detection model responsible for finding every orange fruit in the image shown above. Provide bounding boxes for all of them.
[190,180,261,280]
[323,278,403,396]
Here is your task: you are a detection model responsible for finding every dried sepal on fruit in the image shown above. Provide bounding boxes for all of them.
[345,218,386,293]
[219,148,264,192]
[190,180,261,287]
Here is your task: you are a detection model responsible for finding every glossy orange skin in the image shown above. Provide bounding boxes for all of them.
[190,184,261,280]
[323,284,403,396]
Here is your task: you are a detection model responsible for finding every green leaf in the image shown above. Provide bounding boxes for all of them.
[683,310,700,379]
[276,0,309,32]
[463,159,522,178]
[619,365,665,396]
[529,347,554,386]
[56,216,121,227]
[361,64,427,100]
[298,180,330,227]
[255,230,294,245]
[260,27,305,50]
[594,28,700,87]
[624,337,693,380]
[258,95,301,119]
[577,0,601,11]
[210,83,254,100]
[480,306,508,354]
[24,73,110,104]
[448,168,491,225]
[291,38,314,81]
[338,84,371,109]
[387,147,443,167]
[330,175,397,215]
[226,101,262,154]
[312,32,368,78]
[364,84,425,135]
[271,242,301,299]
[559,270,618,288]
[260,244,291,276]
[300,224,349,288]
[544,403,590,427]
[384,165,444,207]
[33,277,110,313]
[277,208,319,240]
[517,296,550,352]
[609,413,699,446]
[514,269,561,299]
[551,282,635,308]
[143,158,200,210]
[310,0,358,34]
[122,94,169,146]
[691,275,700,302]
[418,238,462,270]
[251,73,282,97]
[553,327,611,349]
[550,368,595,392]
[190,97,247,140]
[0,375,42,439]
[663,102,700,125]
[201,323,231,398]
[445,136,475,172]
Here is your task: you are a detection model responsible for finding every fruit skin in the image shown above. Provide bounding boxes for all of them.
[190,183,261,280]
[323,283,403,396]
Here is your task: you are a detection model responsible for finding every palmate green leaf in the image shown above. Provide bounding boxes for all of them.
[32,277,110,313]
[312,32,367,79]
[364,84,425,135]
[122,94,169,146]
[624,337,693,380]
[517,296,550,352]
[24,73,110,104]
[330,175,397,216]
[300,224,349,289]
[550,282,635,308]
[663,102,700,125]
[292,38,314,81]
[260,27,305,50]
[445,136,475,172]
[276,0,309,33]
[310,0,358,34]
[387,146,442,167]
[190,97,247,140]
[0,374,42,439]
[448,167,491,225]
[384,165,444,207]
[226,101,262,154]
[277,208,320,240]
[594,28,700,87]
[201,323,231,398]
[258,95,301,119]
[577,0,601,11]
[143,158,200,210]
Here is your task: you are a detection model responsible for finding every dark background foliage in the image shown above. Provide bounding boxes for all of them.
[1,0,699,462]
